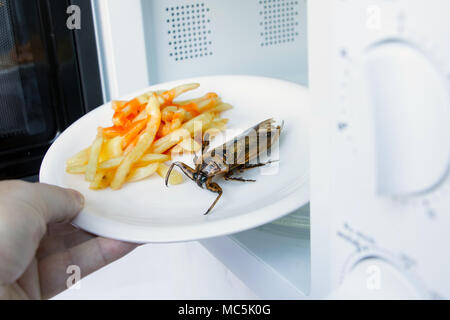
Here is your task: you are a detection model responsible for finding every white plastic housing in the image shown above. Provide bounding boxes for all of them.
[329,259,422,300]
[365,41,450,196]
[311,0,450,299]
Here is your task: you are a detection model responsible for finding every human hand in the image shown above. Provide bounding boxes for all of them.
[0,180,138,300]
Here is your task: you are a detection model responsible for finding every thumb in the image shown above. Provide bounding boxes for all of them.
[0,181,84,286]
[0,181,84,226]
[24,182,85,225]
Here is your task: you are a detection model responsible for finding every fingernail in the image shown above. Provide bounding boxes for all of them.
[71,190,85,211]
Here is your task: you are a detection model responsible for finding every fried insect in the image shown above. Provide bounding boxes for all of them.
[166,119,282,215]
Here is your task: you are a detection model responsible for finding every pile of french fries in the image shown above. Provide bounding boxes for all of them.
[66,83,232,190]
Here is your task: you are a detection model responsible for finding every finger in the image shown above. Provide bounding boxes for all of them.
[21,182,84,225]
[46,223,81,237]
[38,238,138,299]
[0,181,84,227]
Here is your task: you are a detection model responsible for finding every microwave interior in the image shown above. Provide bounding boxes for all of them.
[141,0,308,85]
[91,0,311,298]
[93,0,311,298]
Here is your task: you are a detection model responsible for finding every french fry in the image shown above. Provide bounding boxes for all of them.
[176,92,218,106]
[89,170,115,190]
[100,171,115,189]
[140,153,171,163]
[204,128,225,141]
[111,100,127,111]
[98,158,122,170]
[132,91,167,123]
[66,165,88,175]
[89,171,106,190]
[204,118,229,131]
[127,163,159,183]
[122,120,147,149]
[66,147,90,167]
[161,106,179,122]
[102,126,123,138]
[208,103,233,114]
[101,153,169,170]
[150,112,215,154]
[178,138,202,153]
[159,83,200,103]
[182,112,215,133]
[85,130,104,182]
[135,91,153,105]
[100,136,123,162]
[111,94,161,190]
[157,163,184,185]
[157,122,173,138]
[118,91,154,111]
[170,145,184,156]
[108,136,124,158]
[170,118,183,132]
[172,108,194,122]
[197,96,222,112]
[133,109,148,123]
[175,97,221,118]
[67,83,232,190]
[66,153,170,175]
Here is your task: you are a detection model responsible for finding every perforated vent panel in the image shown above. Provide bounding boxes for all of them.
[165,3,213,62]
[141,0,308,85]
[259,0,300,47]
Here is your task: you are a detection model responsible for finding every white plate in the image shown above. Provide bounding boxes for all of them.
[40,75,310,243]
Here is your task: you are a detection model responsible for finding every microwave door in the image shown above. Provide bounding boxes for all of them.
[0,1,54,145]
[0,0,57,171]
[0,0,102,180]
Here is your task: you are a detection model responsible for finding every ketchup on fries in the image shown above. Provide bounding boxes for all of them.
[66,83,232,190]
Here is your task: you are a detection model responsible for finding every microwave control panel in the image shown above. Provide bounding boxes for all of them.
[327,0,450,299]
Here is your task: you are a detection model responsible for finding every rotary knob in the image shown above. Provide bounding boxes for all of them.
[364,41,450,197]
[329,258,423,300]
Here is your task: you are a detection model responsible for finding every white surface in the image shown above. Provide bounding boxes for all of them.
[366,41,450,196]
[202,230,309,300]
[92,0,150,100]
[92,0,308,98]
[231,215,311,297]
[329,258,422,300]
[314,0,450,298]
[53,241,258,300]
[201,204,311,300]
[307,0,334,299]
[141,0,308,85]
[40,76,310,244]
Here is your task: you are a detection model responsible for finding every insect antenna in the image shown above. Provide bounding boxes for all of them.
[165,162,196,187]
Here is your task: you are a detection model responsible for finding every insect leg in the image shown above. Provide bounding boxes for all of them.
[165,162,196,187]
[224,160,279,181]
[193,133,210,168]
[224,170,256,183]
[204,178,223,215]
[224,176,256,183]
[239,160,279,172]
[202,133,211,154]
